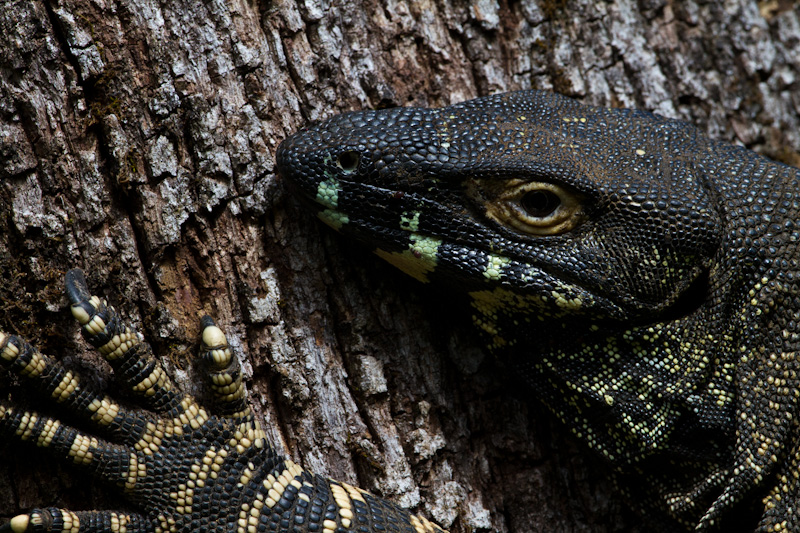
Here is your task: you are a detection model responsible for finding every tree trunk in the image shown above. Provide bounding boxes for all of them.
[1,1,798,531]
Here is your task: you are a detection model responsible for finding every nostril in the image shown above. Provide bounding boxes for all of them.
[337,150,360,173]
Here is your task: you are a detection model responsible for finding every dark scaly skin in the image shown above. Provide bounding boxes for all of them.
[276,90,800,532]
[0,269,444,533]
[3,90,798,533]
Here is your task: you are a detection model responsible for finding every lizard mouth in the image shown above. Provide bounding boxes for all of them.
[287,177,628,321]
[279,144,708,324]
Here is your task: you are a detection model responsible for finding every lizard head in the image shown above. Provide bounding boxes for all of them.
[278,91,800,529]
[276,91,722,341]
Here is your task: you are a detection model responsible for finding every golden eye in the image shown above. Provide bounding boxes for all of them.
[480,180,585,236]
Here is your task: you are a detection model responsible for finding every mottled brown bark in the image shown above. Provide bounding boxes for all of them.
[1,0,798,531]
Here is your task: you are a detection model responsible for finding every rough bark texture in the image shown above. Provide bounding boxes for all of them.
[1,1,798,531]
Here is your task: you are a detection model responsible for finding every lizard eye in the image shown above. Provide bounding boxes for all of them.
[481,180,585,236]
[521,189,561,218]
[337,151,360,173]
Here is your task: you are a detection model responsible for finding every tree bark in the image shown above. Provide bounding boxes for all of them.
[1,0,798,531]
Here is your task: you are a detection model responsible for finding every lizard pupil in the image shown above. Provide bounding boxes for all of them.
[337,150,360,173]
[521,190,561,218]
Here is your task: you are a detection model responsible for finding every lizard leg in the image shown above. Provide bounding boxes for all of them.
[3,269,449,532]
[0,508,152,532]
[0,332,151,444]
[64,269,198,419]
[195,315,268,459]
[0,401,141,489]
[0,271,191,532]
[197,316,249,418]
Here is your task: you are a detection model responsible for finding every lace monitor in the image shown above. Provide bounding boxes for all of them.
[2,90,799,532]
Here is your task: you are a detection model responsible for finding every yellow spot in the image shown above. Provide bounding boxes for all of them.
[99,328,139,360]
[17,412,38,440]
[9,515,30,533]
[174,398,209,431]
[69,296,101,324]
[342,481,368,503]
[374,234,441,282]
[126,453,144,490]
[330,482,356,526]
[69,434,98,465]
[483,254,510,281]
[400,211,421,232]
[86,312,107,335]
[133,365,170,396]
[202,325,227,348]
[550,290,584,310]
[316,178,340,209]
[468,288,548,349]
[0,333,18,361]
[36,419,60,447]
[110,512,130,532]
[410,514,442,533]
[635,148,646,155]
[317,209,350,230]
[20,350,46,377]
[51,372,80,401]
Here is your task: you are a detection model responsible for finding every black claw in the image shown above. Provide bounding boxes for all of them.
[65,268,91,305]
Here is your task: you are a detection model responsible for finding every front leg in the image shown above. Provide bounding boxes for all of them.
[1,268,446,533]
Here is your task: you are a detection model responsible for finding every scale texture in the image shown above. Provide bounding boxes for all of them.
[2,90,799,532]
[277,90,800,532]
[0,270,444,533]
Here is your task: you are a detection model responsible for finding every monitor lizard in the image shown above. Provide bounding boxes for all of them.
[2,90,798,532]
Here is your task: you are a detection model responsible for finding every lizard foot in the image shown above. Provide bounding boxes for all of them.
[0,268,270,532]
[1,268,447,533]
